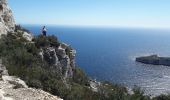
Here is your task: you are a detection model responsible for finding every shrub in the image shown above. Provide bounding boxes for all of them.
[65,83,102,100]
[15,25,30,33]
[130,87,150,100]
[34,35,49,48]
[25,43,39,55]
[27,79,43,89]
[98,82,128,100]
[73,67,89,85]
[47,35,60,47]
[34,35,60,48]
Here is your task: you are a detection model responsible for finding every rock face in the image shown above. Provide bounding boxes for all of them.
[0,60,63,100]
[42,42,76,79]
[1,0,63,98]
[15,26,34,41]
[0,0,15,35]
[136,55,170,66]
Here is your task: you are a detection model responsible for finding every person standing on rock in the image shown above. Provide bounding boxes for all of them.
[42,26,47,36]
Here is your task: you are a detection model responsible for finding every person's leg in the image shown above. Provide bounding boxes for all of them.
[44,31,46,36]
[43,31,46,36]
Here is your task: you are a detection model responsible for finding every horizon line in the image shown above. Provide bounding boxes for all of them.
[19,23,170,30]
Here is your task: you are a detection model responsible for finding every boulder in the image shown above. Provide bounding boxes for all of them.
[22,32,33,41]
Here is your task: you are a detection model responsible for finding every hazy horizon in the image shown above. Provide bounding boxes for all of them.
[9,0,170,29]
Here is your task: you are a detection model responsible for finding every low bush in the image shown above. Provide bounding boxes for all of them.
[47,35,60,47]
[15,25,30,33]
[73,67,89,85]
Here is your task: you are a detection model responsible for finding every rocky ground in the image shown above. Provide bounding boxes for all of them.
[0,61,62,100]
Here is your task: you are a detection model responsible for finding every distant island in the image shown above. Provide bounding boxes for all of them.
[136,55,170,66]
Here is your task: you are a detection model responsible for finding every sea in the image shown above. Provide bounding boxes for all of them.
[23,25,170,96]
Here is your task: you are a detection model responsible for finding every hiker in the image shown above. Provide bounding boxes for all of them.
[42,26,47,36]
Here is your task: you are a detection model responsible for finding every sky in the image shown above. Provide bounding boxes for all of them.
[8,0,170,28]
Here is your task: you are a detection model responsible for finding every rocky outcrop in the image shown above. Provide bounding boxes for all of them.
[22,31,33,41]
[0,0,15,35]
[0,60,62,100]
[41,42,76,79]
[90,79,101,92]
[136,55,170,66]
[0,59,8,76]
[0,76,63,100]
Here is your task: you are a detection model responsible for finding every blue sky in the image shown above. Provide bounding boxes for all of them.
[8,0,170,28]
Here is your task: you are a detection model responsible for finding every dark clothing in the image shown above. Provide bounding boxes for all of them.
[42,31,46,36]
[42,26,47,36]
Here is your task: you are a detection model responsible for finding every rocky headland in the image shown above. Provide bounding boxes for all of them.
[136,55,170,66]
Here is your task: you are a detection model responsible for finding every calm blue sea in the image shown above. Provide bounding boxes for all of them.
[24,25,170,96]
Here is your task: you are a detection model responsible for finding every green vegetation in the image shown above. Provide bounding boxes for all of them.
[72,67,89,85]
[15,25,30,33]
[0,29,170,100]
[33,35,60,48]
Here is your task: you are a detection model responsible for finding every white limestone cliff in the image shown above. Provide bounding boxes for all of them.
[0,0,15,36]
